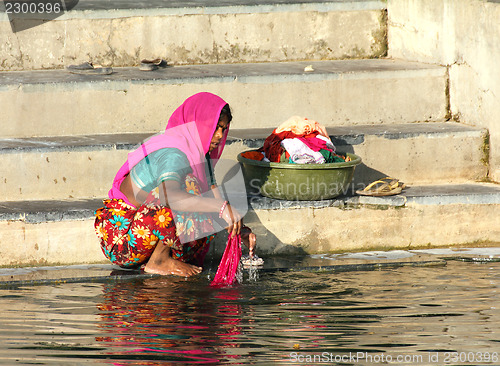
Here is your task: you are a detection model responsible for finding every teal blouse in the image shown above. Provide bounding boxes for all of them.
[130,148,215,192]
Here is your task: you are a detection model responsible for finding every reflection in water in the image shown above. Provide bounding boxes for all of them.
[96,277,245,364]
[0,261,499,365]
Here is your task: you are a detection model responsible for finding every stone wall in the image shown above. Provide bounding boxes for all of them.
[388,0,500,182]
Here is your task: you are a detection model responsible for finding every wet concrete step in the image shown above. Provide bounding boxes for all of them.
[1,0,386,71]
[0,183,499,267]
[6,246,500,287]
[8,246,500,288]
[0,256,450,288]
[0,122,487,201]
[0,58,447,138]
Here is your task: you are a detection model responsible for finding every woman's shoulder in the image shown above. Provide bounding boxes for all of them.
[134,147,190,171]
[149,148,191,173]
[152,147,185,155]
[150,147,189,161]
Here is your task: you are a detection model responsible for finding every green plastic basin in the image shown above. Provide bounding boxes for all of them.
[237,150,362,201]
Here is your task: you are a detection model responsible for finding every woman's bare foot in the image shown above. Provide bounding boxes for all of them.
[241,226,257,257]
[144,242,202,277]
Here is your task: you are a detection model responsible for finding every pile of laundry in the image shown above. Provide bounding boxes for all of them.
[241,116,351,164]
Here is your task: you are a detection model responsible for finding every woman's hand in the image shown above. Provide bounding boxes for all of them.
[220,203,242,238]
[221,205,257,256]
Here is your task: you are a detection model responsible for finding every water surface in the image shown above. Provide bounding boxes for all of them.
[0,260,499,365]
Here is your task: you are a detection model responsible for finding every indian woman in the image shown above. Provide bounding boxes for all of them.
[94,92,256,277]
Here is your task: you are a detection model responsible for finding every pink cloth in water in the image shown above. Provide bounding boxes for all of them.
[210,234,242,287]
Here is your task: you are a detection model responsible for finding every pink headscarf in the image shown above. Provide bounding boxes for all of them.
[108,92,229,206]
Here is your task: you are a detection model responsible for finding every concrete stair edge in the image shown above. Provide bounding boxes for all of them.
[0,59,445,86]
[1,0,387,71]
[0,122,486,152]
[0,122,489,201]
[0,182,499,267]
[0,0,388,19]
[0,58,448,138]
[0,182,499,224]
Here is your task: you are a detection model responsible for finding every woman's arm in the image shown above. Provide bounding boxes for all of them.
[211,184,223,200]
[160,180,222,212]
[160,180,242,237]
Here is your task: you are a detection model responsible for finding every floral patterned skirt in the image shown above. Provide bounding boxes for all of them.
[94,174,214,268]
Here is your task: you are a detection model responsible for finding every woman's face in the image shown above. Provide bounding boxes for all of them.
[209,115,229,152]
